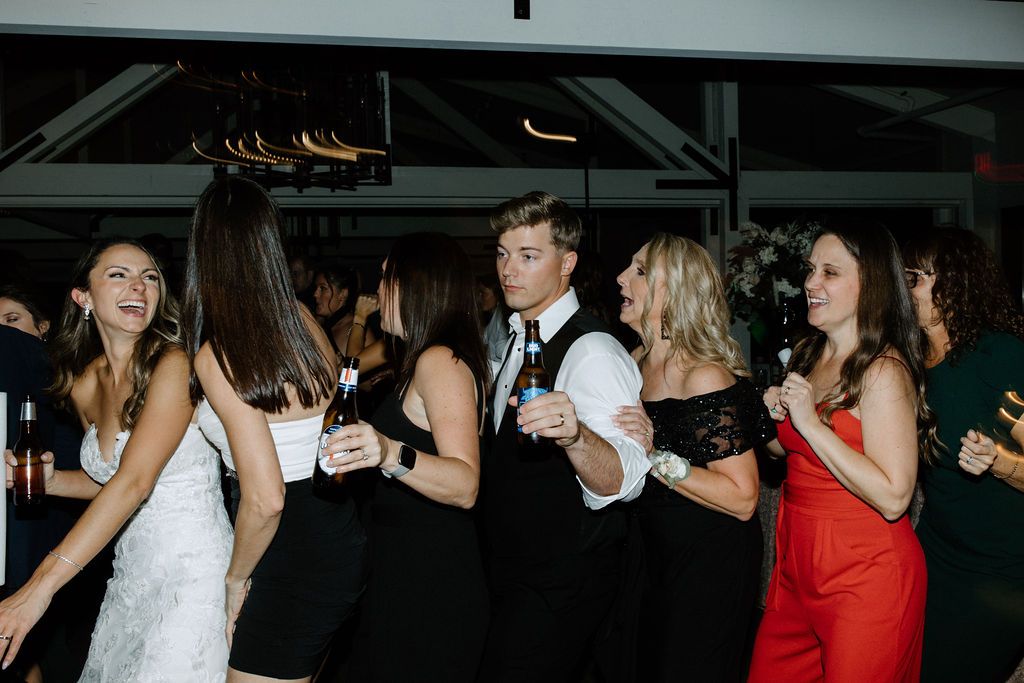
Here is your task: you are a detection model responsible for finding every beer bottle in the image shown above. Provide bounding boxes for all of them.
[516,320,550,447]
[313,356,360,491]
[13,395,45,506]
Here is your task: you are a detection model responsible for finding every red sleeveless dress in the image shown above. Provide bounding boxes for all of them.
[748,409,926,682]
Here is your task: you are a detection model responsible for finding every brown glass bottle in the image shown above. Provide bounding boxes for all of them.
[13,395,45,506]
[312,356,360,492]
[516,319,551,447]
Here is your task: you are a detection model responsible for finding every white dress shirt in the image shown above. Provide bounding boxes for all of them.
[491,288,647,510]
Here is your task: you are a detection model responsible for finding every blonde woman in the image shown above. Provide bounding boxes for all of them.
[612,233,775,682]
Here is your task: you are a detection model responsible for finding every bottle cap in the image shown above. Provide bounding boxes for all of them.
[20,396,37,421]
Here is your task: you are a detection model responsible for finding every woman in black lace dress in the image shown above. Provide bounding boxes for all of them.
[612,233,776,682]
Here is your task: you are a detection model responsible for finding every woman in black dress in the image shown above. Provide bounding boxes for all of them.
[613,233,776,682]
[321,231,490,682]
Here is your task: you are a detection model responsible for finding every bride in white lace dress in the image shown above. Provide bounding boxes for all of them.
[0,240,232,682]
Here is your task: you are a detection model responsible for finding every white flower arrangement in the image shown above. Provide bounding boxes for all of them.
[726,220,819,339]
[648,449,691,487]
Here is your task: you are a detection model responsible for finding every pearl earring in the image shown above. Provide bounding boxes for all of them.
[84,303,91,321]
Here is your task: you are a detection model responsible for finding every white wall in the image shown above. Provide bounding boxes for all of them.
[2,0,1023,68]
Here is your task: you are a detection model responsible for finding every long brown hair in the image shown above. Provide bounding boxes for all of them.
[903,227,1024,365]
[182,176,334,413]
[381,232,490,396]
[49,239,181,429]
[789,221,936,458]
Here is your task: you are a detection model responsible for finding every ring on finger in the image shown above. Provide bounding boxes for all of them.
[559,414,565,426]
[361,449,369,461]
[966,456,974,465]
[0,635,10,640]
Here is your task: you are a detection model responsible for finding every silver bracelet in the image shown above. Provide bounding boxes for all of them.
[48,550,84,572]
[993,459,1020,481]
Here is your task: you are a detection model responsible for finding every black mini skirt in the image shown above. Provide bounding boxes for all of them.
[228,478,367,678]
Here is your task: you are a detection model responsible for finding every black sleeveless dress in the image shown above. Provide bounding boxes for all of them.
[350,363,489,682]
[637,378,776,683]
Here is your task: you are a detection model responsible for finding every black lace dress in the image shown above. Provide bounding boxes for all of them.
[637,378,776,683]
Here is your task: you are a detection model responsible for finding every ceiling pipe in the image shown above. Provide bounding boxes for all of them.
[857,87,1005,138]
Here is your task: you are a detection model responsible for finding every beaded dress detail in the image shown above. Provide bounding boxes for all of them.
[78,423,233,683]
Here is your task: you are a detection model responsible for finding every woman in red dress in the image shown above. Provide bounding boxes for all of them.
[748,221,935,682]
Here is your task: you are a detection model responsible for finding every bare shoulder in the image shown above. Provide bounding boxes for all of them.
[69,355,104,421]
[302,305,337,365]
[153,344,189,374]
[416,345,471,377]
[193,342,222,380]
[681,362,736,398]
[864,349,914,395]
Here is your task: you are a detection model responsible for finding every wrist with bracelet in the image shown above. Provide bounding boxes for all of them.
[992,454,1020,480]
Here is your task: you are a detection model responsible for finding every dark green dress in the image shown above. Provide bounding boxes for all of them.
[917,332,1024,683]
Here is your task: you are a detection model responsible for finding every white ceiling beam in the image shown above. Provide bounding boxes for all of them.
[0,163,972,209]
[0,163,716,208]
[743,170,972,205]
[0,63,178,164]
[555,76,727,178]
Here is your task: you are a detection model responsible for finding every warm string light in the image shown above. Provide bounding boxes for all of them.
[523,118,577,143]
[192,129,386,167]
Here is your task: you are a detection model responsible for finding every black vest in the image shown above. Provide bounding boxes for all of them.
[482,309,628,589]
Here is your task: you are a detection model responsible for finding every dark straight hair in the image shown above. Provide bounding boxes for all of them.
[789,220,936,457]
[382,232,490,395]
[182,176,334,412]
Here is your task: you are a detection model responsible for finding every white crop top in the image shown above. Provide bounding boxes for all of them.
[196,398,324,483]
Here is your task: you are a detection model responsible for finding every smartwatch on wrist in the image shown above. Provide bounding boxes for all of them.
[383,443,417,478]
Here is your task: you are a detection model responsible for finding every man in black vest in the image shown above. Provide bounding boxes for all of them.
[479,192,647,682]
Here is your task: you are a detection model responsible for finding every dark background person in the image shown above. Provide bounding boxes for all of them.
[0,286,51,340]
[321,231,491,683]
[1,319,89,683]
[314,263,378,357]
[480,192,646,683]
[288,253,318,317]
[611,233,774,682]
[902,227,1024,683]
[749,222,933,682]
[476,273,509,367]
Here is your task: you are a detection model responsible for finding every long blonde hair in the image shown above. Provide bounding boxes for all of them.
[637,233,749,377]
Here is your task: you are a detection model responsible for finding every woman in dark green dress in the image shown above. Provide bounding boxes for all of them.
[903,228,1024,683]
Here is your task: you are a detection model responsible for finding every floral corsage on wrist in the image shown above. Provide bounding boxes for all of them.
[648,449,691,487]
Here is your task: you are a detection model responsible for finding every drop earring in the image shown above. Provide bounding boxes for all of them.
[84,303,91,321]
[661,316,670,340]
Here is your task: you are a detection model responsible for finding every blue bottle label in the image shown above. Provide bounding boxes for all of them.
[318,424,345,474]
[525,341,541,354]
[516,387,548,433]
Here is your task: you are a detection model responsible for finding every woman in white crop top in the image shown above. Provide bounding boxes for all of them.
[183,176,366,683]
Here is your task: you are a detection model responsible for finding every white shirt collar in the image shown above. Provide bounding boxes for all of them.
[507,287,580,341]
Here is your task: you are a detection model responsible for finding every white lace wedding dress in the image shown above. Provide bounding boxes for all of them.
[78,423,233,682]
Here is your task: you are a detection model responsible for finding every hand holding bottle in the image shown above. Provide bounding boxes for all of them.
[5,449,54,493]
[320,420,393,473]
